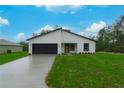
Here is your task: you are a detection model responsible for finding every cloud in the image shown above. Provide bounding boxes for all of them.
[35,25,54,34]
[78,21,106,37]
[36,5,82,14]
[40,24,54,31]
[16,33,25,41]
[0,16,9,25]
[34,25,70,35]
[62,26,70,30]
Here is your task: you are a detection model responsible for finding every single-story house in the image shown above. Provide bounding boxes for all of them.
[0,39,23,54]
[27,27,96,54]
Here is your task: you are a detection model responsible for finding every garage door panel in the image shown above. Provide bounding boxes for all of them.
[32,44,57,54]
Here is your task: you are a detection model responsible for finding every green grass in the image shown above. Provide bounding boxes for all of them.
[0,51,28,65]
[46,52,124,88]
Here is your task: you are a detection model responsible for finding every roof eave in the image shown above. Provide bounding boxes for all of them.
[27,27,96,42]
[27,27,62,41]
[61,29,96,42]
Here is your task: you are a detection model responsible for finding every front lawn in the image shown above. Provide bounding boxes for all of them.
[46,52,124,88]
[0,51,28,65]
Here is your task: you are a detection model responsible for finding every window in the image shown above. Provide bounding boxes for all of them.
[84,43,89,51]
[70,44,75,51]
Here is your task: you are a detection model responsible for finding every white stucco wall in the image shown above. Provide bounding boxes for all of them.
[61,30,95,53]
[28,43,32,54]
[0,45,22,54]
[28,30,62,54]
[28,29,96,54]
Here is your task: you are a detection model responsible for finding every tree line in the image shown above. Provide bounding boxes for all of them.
[96,15,124,53]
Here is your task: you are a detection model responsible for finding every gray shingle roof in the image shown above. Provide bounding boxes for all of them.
[27,27,96,42]
[0,39,22,46]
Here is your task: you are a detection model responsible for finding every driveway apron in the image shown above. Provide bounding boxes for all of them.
[0,54,55,88]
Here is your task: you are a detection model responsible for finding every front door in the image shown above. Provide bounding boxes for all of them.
[65,44,69,53]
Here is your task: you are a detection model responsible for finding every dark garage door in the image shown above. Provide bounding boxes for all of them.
[32,44,57,54]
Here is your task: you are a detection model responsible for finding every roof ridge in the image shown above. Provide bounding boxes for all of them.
[0,39,22,46]
[27,27,95,42]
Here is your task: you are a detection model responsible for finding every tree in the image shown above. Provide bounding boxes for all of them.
[96,15,124,53]
[96,28,106,51]
[19,41,28,51]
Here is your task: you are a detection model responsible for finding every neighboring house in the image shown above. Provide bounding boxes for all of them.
[27,27,95,54]
[0,39,22,54]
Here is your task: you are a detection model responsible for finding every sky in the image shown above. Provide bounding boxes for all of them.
[0,5,124,42]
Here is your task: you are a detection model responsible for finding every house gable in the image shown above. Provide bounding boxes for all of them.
[27,28,95,41]
[61,30,95,43]
[61,30,95,53]
[28,29,61,44]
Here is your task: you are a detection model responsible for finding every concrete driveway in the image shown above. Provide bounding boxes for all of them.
[0,54,55,88]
